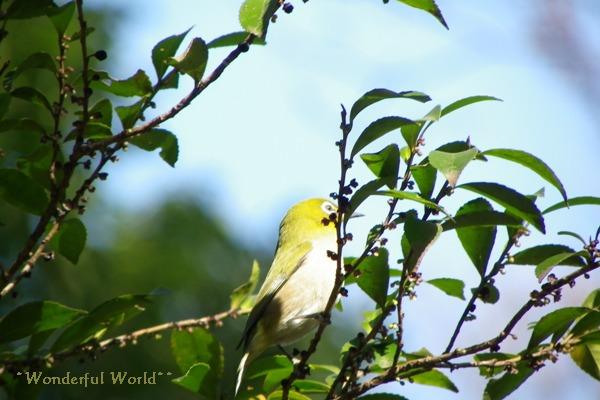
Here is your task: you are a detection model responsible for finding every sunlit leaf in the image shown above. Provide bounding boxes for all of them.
[350,88,430,123]
[169,37,209,82]
[509,244,586,267]
[534,251,588,282]
[230,260,260,311]
[361,144,400,188]
[207,31,266,48]
[528,307,589,349]
[429,148,478,187]
[152,28,192,79]
[172,362,210,393]
[543,196,600,214]
[441,95,501,117]
[395,0,448,29]
[426,278,465,300]
[239,0,279,38]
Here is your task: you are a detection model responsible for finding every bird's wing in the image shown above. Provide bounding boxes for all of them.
[238,240,312,351]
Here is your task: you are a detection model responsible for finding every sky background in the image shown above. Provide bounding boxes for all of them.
[92,1,599,399]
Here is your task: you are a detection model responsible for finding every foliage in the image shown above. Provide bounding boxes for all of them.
[0,1,598,400]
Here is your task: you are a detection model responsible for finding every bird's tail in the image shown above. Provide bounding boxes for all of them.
[235,351,250,397]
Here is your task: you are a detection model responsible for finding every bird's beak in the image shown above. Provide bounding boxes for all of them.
[349,212,364,219]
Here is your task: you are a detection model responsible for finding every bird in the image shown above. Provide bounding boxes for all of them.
[235,198,339,395]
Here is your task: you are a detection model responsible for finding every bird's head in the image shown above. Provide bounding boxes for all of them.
[280,198,338,241]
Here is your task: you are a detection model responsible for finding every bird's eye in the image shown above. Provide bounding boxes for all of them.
[321,201,335,214]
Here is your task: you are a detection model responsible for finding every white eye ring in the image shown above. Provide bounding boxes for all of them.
[321,201,335,214]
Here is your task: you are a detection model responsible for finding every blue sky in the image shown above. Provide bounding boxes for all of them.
[95,1,599,398]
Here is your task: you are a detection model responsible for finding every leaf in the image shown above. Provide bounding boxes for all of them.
[81,122,112,140]
[483,363,534,400]
[0,93,11,118]
[16,145,57,190]
[426,278,465,300]
[230,260,260,311]
[358,394,409,400]
[360,144,400,189]
[3,52,57,91]
[47,1,76,35]
[51,294,152,352]
[570,341,600,381]
[534,251,588,283]
[350,116,414,158]
[207,31,266,48]
[152,28,191,79]
[89,98,113,127]
[441,210,522,231]
[92,69,153,97]
[4,0,54,19]
[0,301,85,344]
[0,168,49,215]
[239,0,279,38]
[400,122,422,150]
[172,362,210,393]
[441,95,501,117]
[570,311,600,337]
[292,379,330,393]
[543,196,600,214]
[355,248,390,307]
[420,104,441,122]
[115,99,144,130]
[349,88,430,123]
[129,129,179,167]
[267,391,312,400]
[345,179,386,223]
[395,0,449,29]
[455,198,497,276]
[0,118,46,135]
[472,282,500,304]
[509,244,586,267]
[558,230,587,246]
[169,37,209,82]
[528,307,589,349]
[429,148,478,187]
[402,214,442,272]
[171,328,223,398]
[375,190,447,214]
[583,289,600,310]
[458,182,545,233]
[53,219,87,265]
[411,163,436,199]
[11,87,52,113]
[246,355,292,379]
[410,369,458,392]
[482,148,567,202]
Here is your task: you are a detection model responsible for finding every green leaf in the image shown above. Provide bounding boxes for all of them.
[0,118,46,135]
[350,116,414,158]
[472,282,500,304]
[483,363,534,400]
[570,341,600,381]
[3,52,57,91]
[349,88,430,123]
[482,148,567,202]
[207,31,266,48]
[400,122,422,150]
[558,230,587,246]
[355,248,390,307]
[89,98,113,127]
[230,260,260,311]
[81,122,112,140]
[55,218,87,265]
[395,0,449,29]
[441,95,501,117]
[129,129,179,167]
[152,28,191,79]
[345,179,386,223]
[51,294,152,352]
[267,391,312,400]
[358,394,409,400]
[0,168,49,215]
[360,144,400,189]
[528,307,590,349]
[11,87,52,113]
[375,190,447,214]
[402,214,442,272]
[543,196,600,214]
[429,148,478,187]
[239,0,279,38]
[115,99,144,130]
[16,145,58,190]
[410,369,458,392]
[509,244,586,267]
[172,362,210,393]
[169,37,209,82]
[47,1,76,35]
[583,289,600,310]
[411,162,436,199]
[4,0,54,19]
[455,198,497,276]
[170,327,223,398]
[441,210,522,231]
[535,251,588,282]
[458,182,545,233]
[420,104,441,122]
[0,93,11,118]
[92,69,153,97]
[0,301,85,344]
[246,355,292,379]
[292,379,330,393]
[426,278,465,300]
[570,311,600,337]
